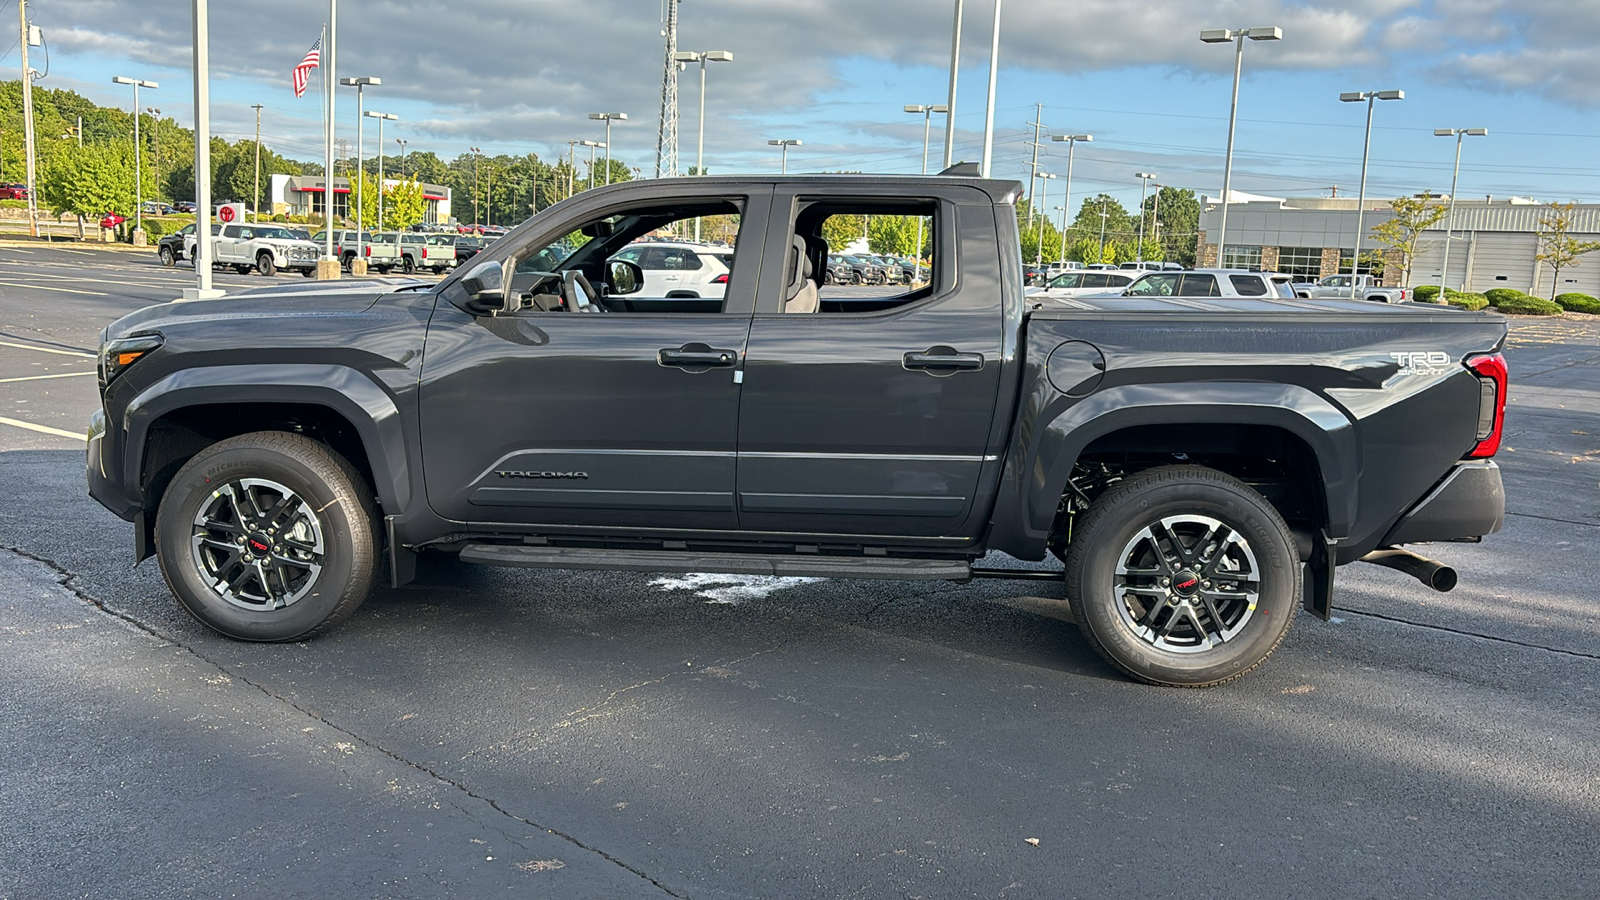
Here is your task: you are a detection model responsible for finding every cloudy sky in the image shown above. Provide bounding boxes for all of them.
[22,0,1600,211]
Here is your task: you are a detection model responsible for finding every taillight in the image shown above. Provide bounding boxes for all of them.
[1465,352,1507,458]
[712,274,729,284]
[365,246,371,256]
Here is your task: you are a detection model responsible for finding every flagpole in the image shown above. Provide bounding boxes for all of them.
[321,9,337,277]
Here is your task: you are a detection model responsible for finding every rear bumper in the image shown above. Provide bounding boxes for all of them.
[1382,460,1504,546]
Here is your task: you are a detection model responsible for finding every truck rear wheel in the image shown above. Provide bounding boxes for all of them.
[154,431,379,642]
[1063,465,1299,687]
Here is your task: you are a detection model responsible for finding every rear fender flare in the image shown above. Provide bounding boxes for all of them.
[122,363,411,514]
[1011,382,1357,552]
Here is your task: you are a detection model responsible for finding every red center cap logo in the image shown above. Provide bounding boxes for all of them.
[219,206,235,222]
[1173,571,1201,596]
[248,536,271,556]
[1177,578,1198,589]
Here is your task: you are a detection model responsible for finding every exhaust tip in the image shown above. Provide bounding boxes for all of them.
[1359,549,1458,593]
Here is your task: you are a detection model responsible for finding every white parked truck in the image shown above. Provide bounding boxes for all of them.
[1295,274,1410,303]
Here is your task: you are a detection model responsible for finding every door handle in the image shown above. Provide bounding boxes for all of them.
[903,346,985,372]
[660,344,739,368]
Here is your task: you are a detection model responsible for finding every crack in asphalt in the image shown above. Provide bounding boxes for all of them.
[1334,604,1600,662]
[0,543,689,900]
[1506,510,1599,528]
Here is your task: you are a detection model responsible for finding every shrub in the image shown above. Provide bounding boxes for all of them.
[1483,287,1530,307]
[272,213,287,222]
[143,218,167,239]
[1446,292,1489,311]
[1492,292,1563,315]
[1412,284,1441,303]
[1554,292,1600,314]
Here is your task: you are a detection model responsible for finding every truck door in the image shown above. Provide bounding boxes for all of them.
[734,187,1006,539]
[418,186,771,531]
[216,224,242,263]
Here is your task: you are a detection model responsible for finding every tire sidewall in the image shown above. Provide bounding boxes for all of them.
[158,246,175,266]
[1069,474,1298,685]
[156,441,367,641]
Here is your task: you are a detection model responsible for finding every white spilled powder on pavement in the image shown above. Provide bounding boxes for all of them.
[650,573,826,605]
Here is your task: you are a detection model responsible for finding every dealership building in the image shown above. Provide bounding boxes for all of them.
[266,174,454,224]
[1196,193,1600,296]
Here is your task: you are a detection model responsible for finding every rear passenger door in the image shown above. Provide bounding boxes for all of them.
[733,185,1006,540]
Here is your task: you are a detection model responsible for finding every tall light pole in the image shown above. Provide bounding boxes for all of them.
[1434,127,1488,293]
[565,140,578,198]
[1034,172,1056,266]
[768,139,800,174]
[905,103,949,280]
[338,75,378,266]
[187,0,223,298]
[1134,171,1155,263]
[394,138,407,179]
[1054,205,1068,265]
[943,0,963,168]
[364,111,396,231]
[485,160,495,227]
[1050,133,1091,264]
[1200,25,1281,268]
[111,76,158,238]
[588,112,628,185]
[672,49,733,182]
[580,140,604,191]
[470,146,481,223]
[978,0,1003,177]
[250,103,263,221]
[18,0,39,237]
[1340,90,1404,296]
[1098,196,1109,263]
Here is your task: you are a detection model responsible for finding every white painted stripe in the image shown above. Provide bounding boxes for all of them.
[0,279,108,296]
[0,371,94,383]
[0,340,96,358]
[0,415,85,440]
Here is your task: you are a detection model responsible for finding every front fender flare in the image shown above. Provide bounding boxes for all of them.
[993,382,1358,557]
[122,363,411,514]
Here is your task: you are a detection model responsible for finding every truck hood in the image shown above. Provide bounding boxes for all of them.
[104,279,430,340]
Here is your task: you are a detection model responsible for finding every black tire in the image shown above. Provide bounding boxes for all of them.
[158,245,176,267]
[1064,465,1299,687]
[341,253,355,271]
[256,252,276,276]
[154,431,380,642]
[301,267,316,277]
[401,255,416,274]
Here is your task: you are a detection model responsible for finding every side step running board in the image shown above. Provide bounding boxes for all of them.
[456,544,973,582]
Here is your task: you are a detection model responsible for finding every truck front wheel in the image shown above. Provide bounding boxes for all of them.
[154,432,379,642]
[256,252,277,276]
[1064,465,1299,687]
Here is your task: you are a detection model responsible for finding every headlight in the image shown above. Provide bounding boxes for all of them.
[98,334,163,388]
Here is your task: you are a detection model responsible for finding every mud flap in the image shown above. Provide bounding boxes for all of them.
[1302,531,1335,620]
[386,515,416,588]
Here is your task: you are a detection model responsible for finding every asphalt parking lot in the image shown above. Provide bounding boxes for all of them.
[1,244,1597,899]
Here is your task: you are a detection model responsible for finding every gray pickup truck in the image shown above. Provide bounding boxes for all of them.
[87,171,1508,687]
[1297,273,1411,303]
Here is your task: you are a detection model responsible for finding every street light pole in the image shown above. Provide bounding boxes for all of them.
[1135,171,1155,263]
[1035,172,1055,267]
[580,140,604,191]
[1434,127,1488,293]
[1054,205,1068,265]
[943,0,962,168]
[395,138,407,179]
[250,103,263,222]
[1340,90,1404,297]
[589,112,628,185]
[112,76,159,237]
[1098,196,1109,263]
[1050,133,1091,264]
[905,103,949,281]
[768,139,800,174]
[187,0,223,298]
[364,111,396,231]
[338,76,379,267]
[470,146,481,222]
[978,0,1003,177]
[1200,25,1281,268]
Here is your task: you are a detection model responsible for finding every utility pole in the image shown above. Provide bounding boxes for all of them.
[1024,103,1044,232]
[18,0,39,237]
[485,161,494,227]
[566,140,578,198]
[470,147,481,224]
[145,110,159,193]
[251,104,263,221]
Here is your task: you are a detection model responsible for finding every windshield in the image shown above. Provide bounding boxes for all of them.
[254,227,298,240]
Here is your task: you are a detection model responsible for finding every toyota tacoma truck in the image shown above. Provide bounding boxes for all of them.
[86,171,1508,687]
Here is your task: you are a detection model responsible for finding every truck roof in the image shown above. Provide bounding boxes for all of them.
[571,173,1025,204]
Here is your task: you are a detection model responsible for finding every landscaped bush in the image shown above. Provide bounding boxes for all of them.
[1483,287,1531,307]
[1554,292,1600,314]
[1491,292,1563,315]
[143,218,168,239]
[1446,292,1490,311]
[1412,284,1441,303]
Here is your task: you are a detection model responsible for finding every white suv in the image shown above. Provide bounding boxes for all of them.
[608,242,731,299]
[1101,269,1298,299]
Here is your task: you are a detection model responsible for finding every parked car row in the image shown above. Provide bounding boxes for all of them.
[1029,268,1302,302]
[156,224,472,276]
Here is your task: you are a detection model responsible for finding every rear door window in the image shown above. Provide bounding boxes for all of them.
[1179,274,1220,296]
[1229,274,1268,296]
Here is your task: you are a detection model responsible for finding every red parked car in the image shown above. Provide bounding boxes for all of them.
[99,213,126,229]
[0,183,29,200]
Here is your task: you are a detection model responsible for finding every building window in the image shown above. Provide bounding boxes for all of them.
[1221,245,1261,271]
[1275,246,1323,279]
[1338,248,1376,275]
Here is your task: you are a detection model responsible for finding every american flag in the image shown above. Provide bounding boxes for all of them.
[292,34,322,98]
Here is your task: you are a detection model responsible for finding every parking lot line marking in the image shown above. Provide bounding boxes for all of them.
[51,247,93,256]
[0,371,94,383]
[9,271,189,290]
[0,340,97,358]
[0,415,84,441]
[0,279,108,296]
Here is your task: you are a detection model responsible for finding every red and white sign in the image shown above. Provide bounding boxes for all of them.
[217,203,244,223]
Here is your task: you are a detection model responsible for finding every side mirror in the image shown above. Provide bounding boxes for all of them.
[606,259,644,295]
[460,260,508,314]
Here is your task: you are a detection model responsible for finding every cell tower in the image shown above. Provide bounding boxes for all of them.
[654,0,680,179]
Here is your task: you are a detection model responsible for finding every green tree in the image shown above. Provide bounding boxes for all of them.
[821,214,865,251]
[1534,201,1600,299]
[384,177,426,230]
[1369,195,1448,288]
[39,143,132,238]
[351,168,381,227]
[1145,186,1199,267]
[867,215,923,256]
